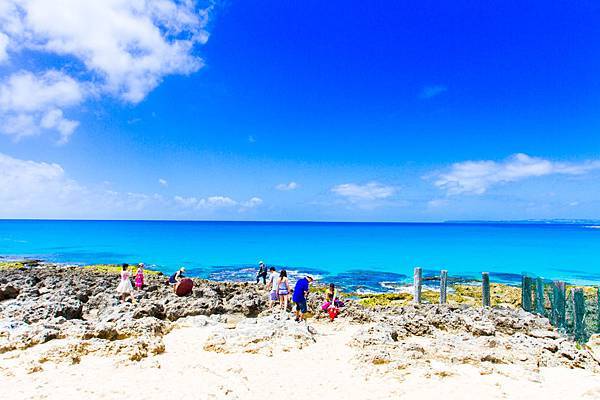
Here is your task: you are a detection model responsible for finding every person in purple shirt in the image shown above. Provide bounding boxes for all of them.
[292,275,314,322]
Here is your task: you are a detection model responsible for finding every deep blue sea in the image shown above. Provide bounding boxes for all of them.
[1,220,599,292]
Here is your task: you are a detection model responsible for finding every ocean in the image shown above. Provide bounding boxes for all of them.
[1,220,599,292]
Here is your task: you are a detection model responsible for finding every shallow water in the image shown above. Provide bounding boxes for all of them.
[1,220,599,291]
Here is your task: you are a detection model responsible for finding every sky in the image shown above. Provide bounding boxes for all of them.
[0,0,599,222]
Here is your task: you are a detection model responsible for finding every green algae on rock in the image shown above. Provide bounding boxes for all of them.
[358,283,522,308]
[83,264,162,276]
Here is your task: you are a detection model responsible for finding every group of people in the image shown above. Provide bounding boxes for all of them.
[258,261,342,322]
[116,263,190,303]
[115,260,343,322]
[115,263,145,303]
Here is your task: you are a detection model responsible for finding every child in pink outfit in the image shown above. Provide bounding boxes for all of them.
[135,263,145,290]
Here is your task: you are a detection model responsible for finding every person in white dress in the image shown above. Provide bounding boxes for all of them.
[266,266,278,309]
[116,263,136,303]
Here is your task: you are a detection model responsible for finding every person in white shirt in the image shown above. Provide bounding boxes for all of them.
[266,266,278,309]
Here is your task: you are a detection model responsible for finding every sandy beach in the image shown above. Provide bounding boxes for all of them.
[1,263,600,400]
[3,316,600,400]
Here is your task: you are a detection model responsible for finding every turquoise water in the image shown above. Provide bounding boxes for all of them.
[1,220,599,291]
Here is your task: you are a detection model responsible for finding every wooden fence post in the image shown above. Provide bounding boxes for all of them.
[535,277,545,315]
[482,272,490,307]
[521,275,533,312]
[440,270,448,304]
[573,288,586,343]
[552,281,566,331]
[413,267,422,304]
[597,287,600,334]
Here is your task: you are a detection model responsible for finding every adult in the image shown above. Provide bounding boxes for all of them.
[169,267,186,294]
[116,263,136,303]
[266,266,278,309]
[293,275,313,322]
[169,267,185,284]
[277,269,291,311]
[256,261,268,284]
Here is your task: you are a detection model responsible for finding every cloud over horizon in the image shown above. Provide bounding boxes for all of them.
[0,152,262,219]
[275,181,299,191]
[435,153,600,195]
[331,182,396,202]
[174,195,263,212]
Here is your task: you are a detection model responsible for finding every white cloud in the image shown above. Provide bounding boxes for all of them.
[0,152,159,218]
[174,195,198,208]
[275,181,299,191]
[420,85,447,99]
[0,0,211,142]
[331,182,395,201]
[435,153,600,195]
[427,199,448,208]
[158,178,168,187]
[174,195,263,211]
[199,196,238,208]
[241,197,263,208]
[0,70,83,112]
[0,70,83,142]
[40,109,79,144]
[0,32,9,62]
[0,152,264,218]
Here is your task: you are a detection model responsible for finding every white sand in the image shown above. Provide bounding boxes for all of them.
[2,319,600,400]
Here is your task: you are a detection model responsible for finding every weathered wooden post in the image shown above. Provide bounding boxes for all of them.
[482,272,490,307]
[535,277,545,315]
[597,287,600,334]
[413,267,422,304]
[521,275,533,312]
[440,269,448,304]
[573,288,586,342]
[552,281,566,331]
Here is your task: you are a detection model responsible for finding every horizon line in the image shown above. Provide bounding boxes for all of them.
[0,218,597,225]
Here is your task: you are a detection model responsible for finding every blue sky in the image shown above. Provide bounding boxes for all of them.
[0,1,599,221]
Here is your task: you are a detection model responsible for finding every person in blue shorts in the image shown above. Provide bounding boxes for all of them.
[292,275,313,322]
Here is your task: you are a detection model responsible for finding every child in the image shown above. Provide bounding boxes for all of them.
[321,283,345,310]
[322,283,340,322]
[135,263,145,290]
[116,263,136,303]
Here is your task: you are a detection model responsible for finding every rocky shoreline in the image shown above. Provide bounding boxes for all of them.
[1,262,600,381]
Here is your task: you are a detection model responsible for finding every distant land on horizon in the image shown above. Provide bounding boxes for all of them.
[444,219,600,225]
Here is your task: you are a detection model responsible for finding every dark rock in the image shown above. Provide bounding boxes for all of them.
[0,285,20,300]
